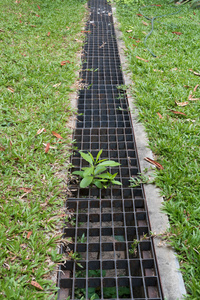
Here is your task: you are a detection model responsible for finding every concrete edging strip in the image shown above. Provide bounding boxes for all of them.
[112,5,187,300]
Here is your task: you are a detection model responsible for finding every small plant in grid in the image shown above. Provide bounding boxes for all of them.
[72,150,122,188]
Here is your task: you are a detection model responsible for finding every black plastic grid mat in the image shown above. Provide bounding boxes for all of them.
[57,0,163,299]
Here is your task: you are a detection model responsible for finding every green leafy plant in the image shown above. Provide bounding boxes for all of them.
[68,251,83,269]
[75,270,130,299]
[129,234,148,256]
[129,173,150,187]
[72,150,122,188]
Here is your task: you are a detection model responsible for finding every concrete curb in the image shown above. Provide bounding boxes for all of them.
[112,6,186,300]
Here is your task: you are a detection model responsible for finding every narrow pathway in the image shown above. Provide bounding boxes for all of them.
[58,0,163,299]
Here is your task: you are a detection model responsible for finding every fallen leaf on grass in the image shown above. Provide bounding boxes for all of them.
[20,244,27,249]
[170,110,187,116]
[37,5,40,10]
[31,281,43,290]
[126,29,133,33]
[53,82,61,88]
[7,87,14,93]
[153,4,162,6]
[142,21,149,26]
[132,44,137,47]
[47,32,50,36]
[30,25,36,27]
[36,128,46,135]
[175,101,188,107]
[45,143,50,153]
[35,14,40,17]
[157,112,163,119]
[153,69,164,73]
[188,95,200,101]
[27,231,32,239]
[136,56,148,62]
[43,143,57,150]
[184,85,192,88]
[0,146,5,151]
[60,60,71,66]
[172,31,182,35]
[194,84,199,92]
[20,187,32,193]
[189,69,200,76]
[52,131,63,139]
[144,157,164,170]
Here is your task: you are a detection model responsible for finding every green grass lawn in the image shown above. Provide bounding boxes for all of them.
[0,0,86,298]
[115,0,200,298]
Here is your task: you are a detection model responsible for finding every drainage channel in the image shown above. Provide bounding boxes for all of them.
[57,0,163,299]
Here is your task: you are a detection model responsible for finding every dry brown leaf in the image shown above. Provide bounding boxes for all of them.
[175,101,188,107]
[0,146,5,151]
[153,69,163,73]
[53,82,61,88]
[184,85,192,88]
[126,29,133,33]
[144,157,164,170]
[81,30,91,33]
[36,128,46,135]
[60,60,71,66]
[43,143,57,149]
[52,131,63,139]
[188,97,200,101]
[31,281,43,290]
[136,56,148,62]
[170,110,187,116]
[45,143,50,153]
[193,71,200,76]
[189,69,200,76]
[47,32,50,36]
[7,87,14,93]
[20,187,32,193]
[142,21,149,26]
[194,84,199,92]
[136,13,143,17]
[172,31,182,35]
[27,231,32,239]
[157,112,163,119]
